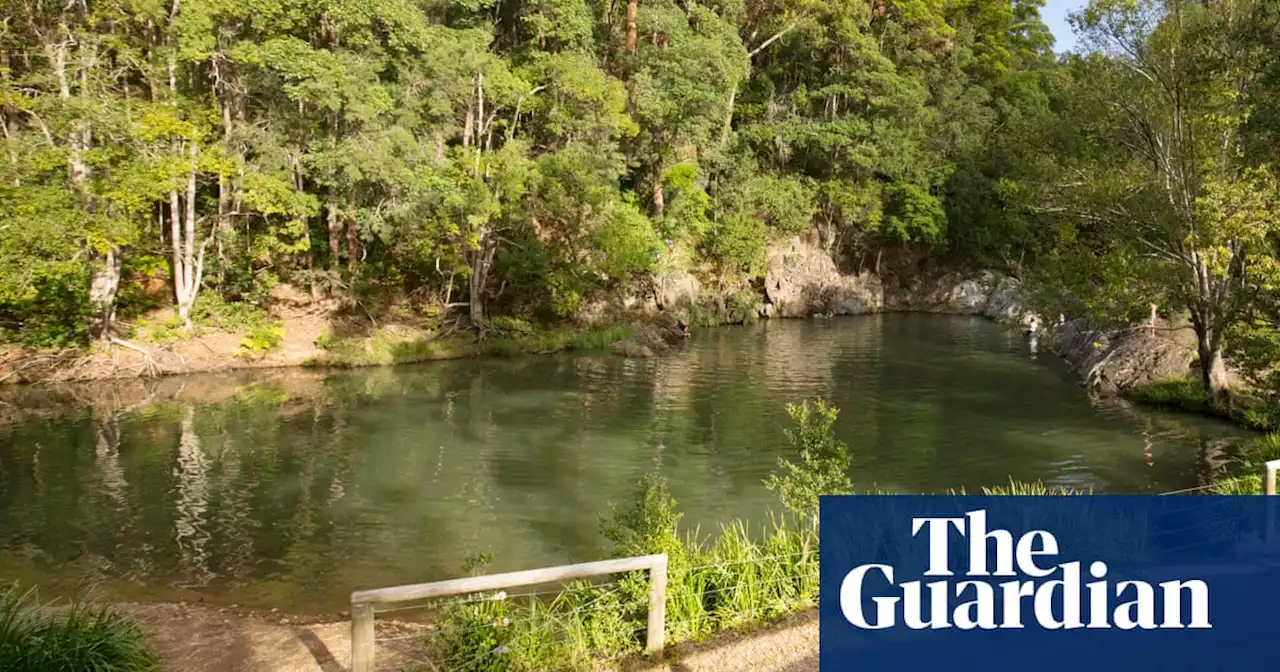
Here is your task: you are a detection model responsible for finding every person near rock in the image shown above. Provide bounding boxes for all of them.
[1147,302,1158,336]
[676,318,690,339]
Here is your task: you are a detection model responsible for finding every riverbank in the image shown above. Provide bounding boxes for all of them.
[0,304,637,385]
[0,230,1264,435]
[0,248,1032,385]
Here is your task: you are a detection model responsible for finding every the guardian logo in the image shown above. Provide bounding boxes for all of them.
[840,509,1211,631]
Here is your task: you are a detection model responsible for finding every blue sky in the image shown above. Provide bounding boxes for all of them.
[1042,0,1089,53]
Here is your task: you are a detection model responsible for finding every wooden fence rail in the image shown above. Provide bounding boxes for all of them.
[350,553,668,672]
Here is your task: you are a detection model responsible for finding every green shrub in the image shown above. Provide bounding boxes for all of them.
[143,315,193,345]
[1126,377,1213,414]
[192,292,272,332]
[725,291,760,325]
[1126,376,1275,431]
[236,322,284,359]
[764,398,853,519]
[0,585,159,672]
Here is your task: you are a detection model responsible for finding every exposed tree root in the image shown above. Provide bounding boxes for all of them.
[109,337,161,378]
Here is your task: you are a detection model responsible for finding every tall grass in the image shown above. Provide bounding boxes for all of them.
[1210,433,1280,494]
[0,585,159,672]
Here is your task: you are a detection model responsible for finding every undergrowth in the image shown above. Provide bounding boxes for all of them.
[1126,376,1276,432]
[1210,433,1280,494]
[0,585,159,672]
[310,320,632,368]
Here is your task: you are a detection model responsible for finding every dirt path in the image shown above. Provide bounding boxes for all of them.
[628,610,817,672]
[126,603,817,672]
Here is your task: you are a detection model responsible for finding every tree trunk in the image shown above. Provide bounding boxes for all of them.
[89,248,122,338]
[719,86,736,148]
[326,200,342,271]
[468,228,491,329]
[172,145,207,329]
[1195,326,1231,399]
[346,192,358,273]
[651,175,665,218]
[626,0,638,54]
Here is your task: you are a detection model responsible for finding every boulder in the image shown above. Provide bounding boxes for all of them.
[942,271,998,314]
[654,270,701,310]
[982,275,1029,323]
[610,314,688,359]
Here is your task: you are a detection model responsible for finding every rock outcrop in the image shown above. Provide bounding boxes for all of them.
[653,270,701,311]
[763,237,1032,323]
[982,275,1029,322]
[764,237,883,317]
[1049,318,1198,394]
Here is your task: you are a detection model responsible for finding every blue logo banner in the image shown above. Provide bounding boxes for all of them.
[819,495,1280,671]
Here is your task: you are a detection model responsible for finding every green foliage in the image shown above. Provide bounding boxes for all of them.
[236,322,285,360]
[764,398,853,518]
[601,474,686,562]
[725,291,761,325]
[979,478,1091,496]
[1210,434,1280,495]
[1126,377,1217,416]
[0,585,159,672]
[1126,376,1276,431]
[0,268,92,348]
[884,184,947,246]
[192,294,273,333]
[0,0,1274,405]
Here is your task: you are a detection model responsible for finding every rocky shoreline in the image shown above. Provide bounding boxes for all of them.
[638,235,1201,399]
[0,235,1200,396]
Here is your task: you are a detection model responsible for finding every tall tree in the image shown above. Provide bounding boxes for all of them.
[1032,0,1280,399]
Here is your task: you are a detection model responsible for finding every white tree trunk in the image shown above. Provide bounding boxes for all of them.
[89,247,122,337]
[468,226,494,328]
[171,144,207,329]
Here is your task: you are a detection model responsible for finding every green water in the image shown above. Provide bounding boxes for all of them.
[0,315,1249,613]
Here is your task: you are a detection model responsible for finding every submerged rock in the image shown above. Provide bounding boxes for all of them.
[610,313,688,358]
[610,340,654,358]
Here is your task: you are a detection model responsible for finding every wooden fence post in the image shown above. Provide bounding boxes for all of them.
[646,555,668,660]
[1264,460,1280,546]
[351,601,375,672]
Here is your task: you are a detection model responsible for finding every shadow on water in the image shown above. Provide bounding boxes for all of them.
[0,314,1252,612]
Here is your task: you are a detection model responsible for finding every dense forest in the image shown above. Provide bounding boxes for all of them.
[0,0,1277,405]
